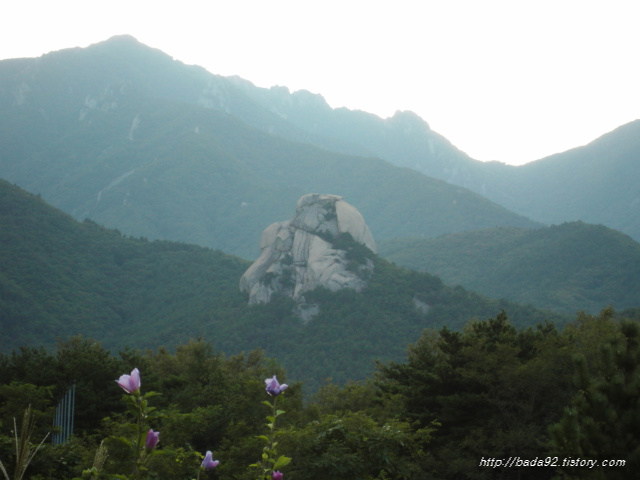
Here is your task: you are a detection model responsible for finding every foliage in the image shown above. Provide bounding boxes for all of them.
[329,232,375,269]
[251,395,291,480]
[1,309,639,478]
[380,222,640,314]
[550,314,640,479]
[280,411,432,480]
[374,309,629,479]
[0,179,569,394]
[0,406,49,480]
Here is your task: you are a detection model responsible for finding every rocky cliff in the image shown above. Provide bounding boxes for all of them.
[239,194,376,306]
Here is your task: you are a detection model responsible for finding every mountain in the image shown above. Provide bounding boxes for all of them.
[0,35,540,259]
[0,179,567,391]
[250,92,640,243]
[380,222,640,314]
[499,121,640,238]
[2,36,636,250]
[238,85,640,243]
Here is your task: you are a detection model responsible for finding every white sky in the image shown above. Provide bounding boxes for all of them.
[1,0,639,165]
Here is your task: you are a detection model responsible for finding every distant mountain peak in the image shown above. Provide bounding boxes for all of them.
[102,34,142,45]
[82,34,175,64]
[386,110,431,132]
[391,109,430,124]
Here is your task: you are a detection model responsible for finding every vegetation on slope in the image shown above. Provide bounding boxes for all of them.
[0,180,565,393]
[380,222,640,314]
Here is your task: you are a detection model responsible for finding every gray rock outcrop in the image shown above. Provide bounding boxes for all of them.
[239,194,376,305]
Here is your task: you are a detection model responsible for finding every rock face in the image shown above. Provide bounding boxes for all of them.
[240,194,376,305]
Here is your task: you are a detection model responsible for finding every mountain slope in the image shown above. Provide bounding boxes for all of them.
[4,36,636,245]
[208,52,640,243]
[0,179,567,391]
[380,222,640,314]
[0,178,250,350]
[505,121,640,237]
[277,104,640,241]
[0,36,539,259]
[253,92,640,242]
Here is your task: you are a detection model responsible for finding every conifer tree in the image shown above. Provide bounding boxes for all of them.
[550,320,640,479]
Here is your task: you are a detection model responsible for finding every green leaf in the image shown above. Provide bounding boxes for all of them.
[273,455,292,469]
[110,435,135,448]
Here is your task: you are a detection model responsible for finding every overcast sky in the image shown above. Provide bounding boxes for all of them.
[2,0,638,165]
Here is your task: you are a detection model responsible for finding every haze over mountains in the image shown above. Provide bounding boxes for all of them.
[2,35,638,247]
[2,32,640,480]
[0,34,639,320]
[0,35,542,259]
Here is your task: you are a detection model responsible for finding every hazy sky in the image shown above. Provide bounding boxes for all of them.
[2,0,638,165]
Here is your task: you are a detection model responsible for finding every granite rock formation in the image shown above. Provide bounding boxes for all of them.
[239,194,376,305]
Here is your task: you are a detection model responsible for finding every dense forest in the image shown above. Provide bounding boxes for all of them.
[0,179,568,393]
[1,308,638,479]
[380,222,640,314]
[4,175,639,478]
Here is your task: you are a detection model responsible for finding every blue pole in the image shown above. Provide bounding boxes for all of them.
[64,387,71,443]
[70,383,75,440]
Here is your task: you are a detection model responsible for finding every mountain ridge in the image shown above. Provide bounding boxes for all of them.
[0,35,541,259]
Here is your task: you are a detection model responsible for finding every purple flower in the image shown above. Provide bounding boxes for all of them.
[202,450,219,470]
[145,429,159,449]
[272,471,283,480]
[265,375,288,396]
[116,368,141,393]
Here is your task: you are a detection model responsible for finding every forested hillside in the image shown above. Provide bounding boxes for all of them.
[380,222,640,314]
[0,179,567,392]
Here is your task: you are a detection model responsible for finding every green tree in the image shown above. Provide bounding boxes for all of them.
[281,411,432,480]
[376,311,573,479]
[55,336,124,436]
[550,319,640,479]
